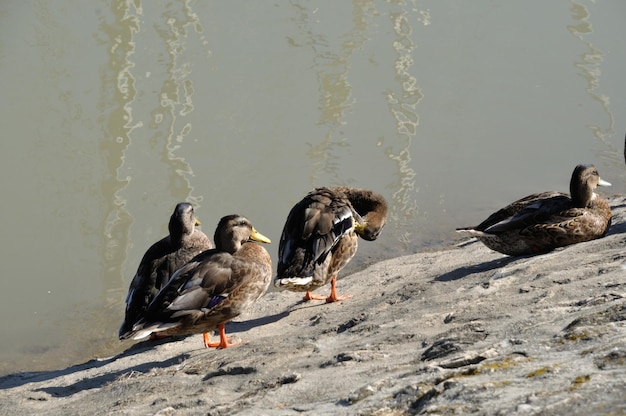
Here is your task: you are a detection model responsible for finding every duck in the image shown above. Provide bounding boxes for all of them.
[456,164,612,256]
[129,214,272,349]
[274,187,388,302]
[119,202,213,340]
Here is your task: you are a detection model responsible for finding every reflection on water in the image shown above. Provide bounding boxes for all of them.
[292,1,371,185]
[294,0,422,242]
[153,0,207,204]
[385,4,423,245]
[567,1,616,162]
[99,0,137,297]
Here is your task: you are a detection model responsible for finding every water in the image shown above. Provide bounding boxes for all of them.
[1,0,625,376]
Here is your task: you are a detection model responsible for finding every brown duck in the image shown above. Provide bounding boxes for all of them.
[119,202,213,340]
[456,164,612,256]
[274,187,388,302]
[129,215,271,348]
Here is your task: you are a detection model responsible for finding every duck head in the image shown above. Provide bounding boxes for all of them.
[570,164,611,208]
[169,202,200,238]
[214,214,271,253]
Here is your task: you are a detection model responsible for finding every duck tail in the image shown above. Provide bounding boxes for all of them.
[273,276,313,289]
[129,321,181,341]
[455,228,487,237]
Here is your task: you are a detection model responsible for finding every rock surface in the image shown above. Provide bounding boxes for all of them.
[2,197,626,415]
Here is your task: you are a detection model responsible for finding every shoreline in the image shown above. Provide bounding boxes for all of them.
[2,196,626,415]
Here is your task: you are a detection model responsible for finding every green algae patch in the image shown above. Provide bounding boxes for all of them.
[526,364,559,378]
[569,375,591,391]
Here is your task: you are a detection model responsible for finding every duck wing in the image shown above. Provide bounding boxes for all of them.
[481,192,571,234]
[139,250,234,320]
[120,237,182,337]
[277,189,355,278]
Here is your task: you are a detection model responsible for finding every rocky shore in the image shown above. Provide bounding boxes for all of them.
[2,197,626,415]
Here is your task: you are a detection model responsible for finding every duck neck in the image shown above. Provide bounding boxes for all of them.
[570,181,593,208]
[215,232,245,254]
[169,223,192,245]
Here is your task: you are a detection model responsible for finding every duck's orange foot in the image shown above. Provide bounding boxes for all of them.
[303,291,327,301]
[202,324,241,349]
[325,275,351,303]
[325,293,352,303]
[303,276,352,303]
[203,333,236,348]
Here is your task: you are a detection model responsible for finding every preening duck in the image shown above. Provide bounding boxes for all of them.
[129,215,272,349]
[274,187,388,302]
[119,203,213,340]
[456,164,612,256]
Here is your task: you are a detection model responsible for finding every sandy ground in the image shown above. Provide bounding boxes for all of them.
[2,197,626,415]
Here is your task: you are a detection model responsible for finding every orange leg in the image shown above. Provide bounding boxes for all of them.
[303,291,327,301]
[325,275,352,303]
[202,323,239,349]
[302,276,352,303]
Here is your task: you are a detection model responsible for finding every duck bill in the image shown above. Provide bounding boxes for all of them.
[250,228,271,244]
[353,221,368,234]
[598,178,611,187]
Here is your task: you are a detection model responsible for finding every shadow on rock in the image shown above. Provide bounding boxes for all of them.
[33,353,191,398]
[434,255,521,282]
[227,310,290,334]
[0,336,186,390]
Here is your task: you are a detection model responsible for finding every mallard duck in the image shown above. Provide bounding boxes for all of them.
[129,214,272,349]
[456,164,612,256]
[119,202,213,340]
[274,187,388,302]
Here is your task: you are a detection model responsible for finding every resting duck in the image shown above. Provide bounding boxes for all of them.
[274,187,388,302]
[129,215,272,349]
[456,164,612,256]
[119,203,213,340]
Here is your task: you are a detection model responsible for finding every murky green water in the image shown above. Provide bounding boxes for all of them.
[1,0,625,376]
